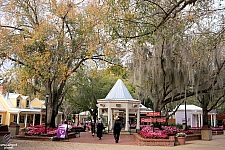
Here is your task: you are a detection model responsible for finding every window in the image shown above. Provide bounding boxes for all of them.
[0,115,2,124]
[16,99,20,107]
[26,100,29,108]
[13,115,17,122]
[19,116,24,123]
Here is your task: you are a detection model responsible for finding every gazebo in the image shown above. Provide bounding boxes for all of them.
[96,79,141,131]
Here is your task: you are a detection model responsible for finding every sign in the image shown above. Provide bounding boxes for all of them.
[141,118,166,123]
[57,124,67,138]
[146,112,160,116]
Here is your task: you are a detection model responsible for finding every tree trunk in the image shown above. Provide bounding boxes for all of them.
[202,108,209,128]
[50,102,59,128]
[201,95,210,128]
[45,78,65,128]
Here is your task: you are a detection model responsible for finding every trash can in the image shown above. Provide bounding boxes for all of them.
[0,125,10,150]
[8,122,20,137]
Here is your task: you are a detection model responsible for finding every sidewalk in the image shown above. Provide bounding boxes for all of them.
[11,132,225,150]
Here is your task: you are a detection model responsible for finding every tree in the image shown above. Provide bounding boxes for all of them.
[128,0,225,127]
[107,0,198,40]
[0,0,117,127]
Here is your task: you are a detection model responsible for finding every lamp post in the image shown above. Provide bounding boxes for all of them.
[45,94,49,134]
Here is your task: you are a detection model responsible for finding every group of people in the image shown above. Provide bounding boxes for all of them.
[90,118,104,140]
[90,116,122,143]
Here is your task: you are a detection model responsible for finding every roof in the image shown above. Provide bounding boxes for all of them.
[8,93,21,99]
[0,102,6,112]
[104,79,134,100]
[0,94,14,108]
[79,111,90,115]
[177,105,202,111]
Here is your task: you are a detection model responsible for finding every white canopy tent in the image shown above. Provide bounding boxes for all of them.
[97,79,141,131]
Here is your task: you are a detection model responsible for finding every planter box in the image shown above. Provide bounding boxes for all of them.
[133,133,175,146]
[186,134,201,141]
[201,128,212,141]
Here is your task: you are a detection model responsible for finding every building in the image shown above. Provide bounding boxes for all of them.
[174,104,217,127]
[0,87,62,128]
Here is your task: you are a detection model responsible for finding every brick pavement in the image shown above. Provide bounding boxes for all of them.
[7,132,225,150]
[69,131,137,145]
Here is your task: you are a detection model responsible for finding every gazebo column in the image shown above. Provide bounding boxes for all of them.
[98,107,100,119]
[108,106,112,130]
[98,107,103,119]
[136,106,140,130]
[125,104,129,131]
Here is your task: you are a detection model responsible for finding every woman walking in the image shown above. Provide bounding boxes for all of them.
[91,120,96,136]
[97,120,104,140]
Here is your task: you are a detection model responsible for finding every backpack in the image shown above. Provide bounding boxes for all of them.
[114,120,121,130]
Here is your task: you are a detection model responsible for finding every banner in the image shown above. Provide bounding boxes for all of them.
[57,124,67,138]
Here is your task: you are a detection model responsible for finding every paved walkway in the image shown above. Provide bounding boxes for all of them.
[7,132,225,150]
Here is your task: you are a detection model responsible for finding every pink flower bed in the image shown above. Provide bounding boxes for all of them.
[139,125,193,139]
[26,125,58,136]
[211,127,223,131]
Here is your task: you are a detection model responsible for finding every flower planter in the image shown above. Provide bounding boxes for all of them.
[177,137,186,145]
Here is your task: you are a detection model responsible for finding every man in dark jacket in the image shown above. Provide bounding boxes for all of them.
[112,116,122,143]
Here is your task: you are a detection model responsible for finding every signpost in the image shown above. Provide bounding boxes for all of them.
[146,112,160,116]
[141,112,166,123]
[141,118,166,123]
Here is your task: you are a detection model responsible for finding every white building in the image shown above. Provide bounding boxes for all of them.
[174,105,217,127]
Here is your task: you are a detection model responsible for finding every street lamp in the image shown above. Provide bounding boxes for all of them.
[45,94,49,134]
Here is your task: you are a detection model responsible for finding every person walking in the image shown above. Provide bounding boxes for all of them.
[90,120,96,136]
[83,120,87,132]
[97,120,104,140]
[112,116,122,143]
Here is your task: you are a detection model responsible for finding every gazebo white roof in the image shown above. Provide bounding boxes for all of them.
[103,79,137,101]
